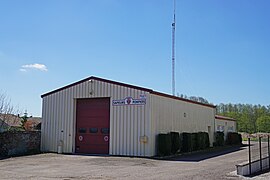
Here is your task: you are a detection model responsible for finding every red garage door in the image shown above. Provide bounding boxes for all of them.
[75,98,110,154]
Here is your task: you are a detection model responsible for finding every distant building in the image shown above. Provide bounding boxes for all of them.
[215,115,237,139]
[0,114,41,132]
[0,114,21,132]
[0,119,9,133]
[24,117,42,131]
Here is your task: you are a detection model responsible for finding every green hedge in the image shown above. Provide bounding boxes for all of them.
[179,133,183,152]
[170,132,180,154]
[181,132,192,152]
[157,133,172,156]
[181,132,209,153]
[197,132,210,150]
[226,132,242,145]
[191,133,198,151]
[214,132,224,146]
[157,131,210,156]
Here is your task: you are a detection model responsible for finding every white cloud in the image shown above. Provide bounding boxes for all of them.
[19,68,27,72]
[20,63,48,72]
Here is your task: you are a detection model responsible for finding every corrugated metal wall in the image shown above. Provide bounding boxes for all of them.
[41,79,151,156]
[149,94,215,155]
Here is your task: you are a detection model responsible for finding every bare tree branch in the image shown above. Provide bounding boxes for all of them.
[0,92,20,132]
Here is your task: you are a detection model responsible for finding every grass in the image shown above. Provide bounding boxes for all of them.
[242,137,269,142]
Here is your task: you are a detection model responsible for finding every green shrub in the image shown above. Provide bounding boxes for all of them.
[181,132,192,152]
[214,132,224,146]
[157,133,172,156]
[226,132,242,145]
[204,132,210,148]
[181,132,191,152]
[196,132,204,150]
[238,133,242,144]
[191,133,198,151]
[170,132,180,154]
[181,132,210,153]
[179,133,183,152]
[197,132,210,149]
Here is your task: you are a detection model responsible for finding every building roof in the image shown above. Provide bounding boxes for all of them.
[41,76,216,108]
[0,114,41,127]
[0,119,9,128]
[215,115,236,121]
[24,117,42,131]
[0,114,21,127]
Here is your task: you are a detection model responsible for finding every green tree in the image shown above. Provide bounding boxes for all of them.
[216,103,270,133]
[257,115,270,132]
[19,112,32,130]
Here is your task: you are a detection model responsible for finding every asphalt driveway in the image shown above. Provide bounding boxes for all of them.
[0,142,269,180]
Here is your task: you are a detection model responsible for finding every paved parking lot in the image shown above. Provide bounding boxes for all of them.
[0,143,269,180]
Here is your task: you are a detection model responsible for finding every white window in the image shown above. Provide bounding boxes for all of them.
[217,125,224,132]
[228,126,234,132]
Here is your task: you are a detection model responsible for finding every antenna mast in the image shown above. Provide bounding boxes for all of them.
[172,0,176,96]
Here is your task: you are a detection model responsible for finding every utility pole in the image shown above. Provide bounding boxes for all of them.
[172,0,176,96]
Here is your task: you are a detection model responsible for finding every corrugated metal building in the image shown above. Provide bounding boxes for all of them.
[215,115,237,139]
[41,76,216,157]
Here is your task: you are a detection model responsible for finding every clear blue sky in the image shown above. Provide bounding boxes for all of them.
[1,0,270,117]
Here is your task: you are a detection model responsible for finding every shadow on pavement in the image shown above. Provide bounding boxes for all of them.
[0,156,9,160]
[161,146,246,162]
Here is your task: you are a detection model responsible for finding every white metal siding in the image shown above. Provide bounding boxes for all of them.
[149,94,215,156]
[41,79,151,156]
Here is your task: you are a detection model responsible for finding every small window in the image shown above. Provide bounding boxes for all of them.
[90,128,98,133]
[228,126,234,132]
[101,128,109,134]
[79,128,87,133]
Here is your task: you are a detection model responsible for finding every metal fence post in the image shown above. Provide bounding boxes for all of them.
[249,138,251,175]
[259,137,262,172]
[268,135,270,169]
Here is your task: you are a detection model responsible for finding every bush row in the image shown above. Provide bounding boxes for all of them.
[214,132,225,146]
[226,132,242,145]
[214,132,242,146]
[157,131,210,156]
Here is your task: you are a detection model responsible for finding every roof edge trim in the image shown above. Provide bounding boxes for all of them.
[151,91,216,108]
[215,115,236,121]
[41,76,216,109]
[41,76,153,98]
